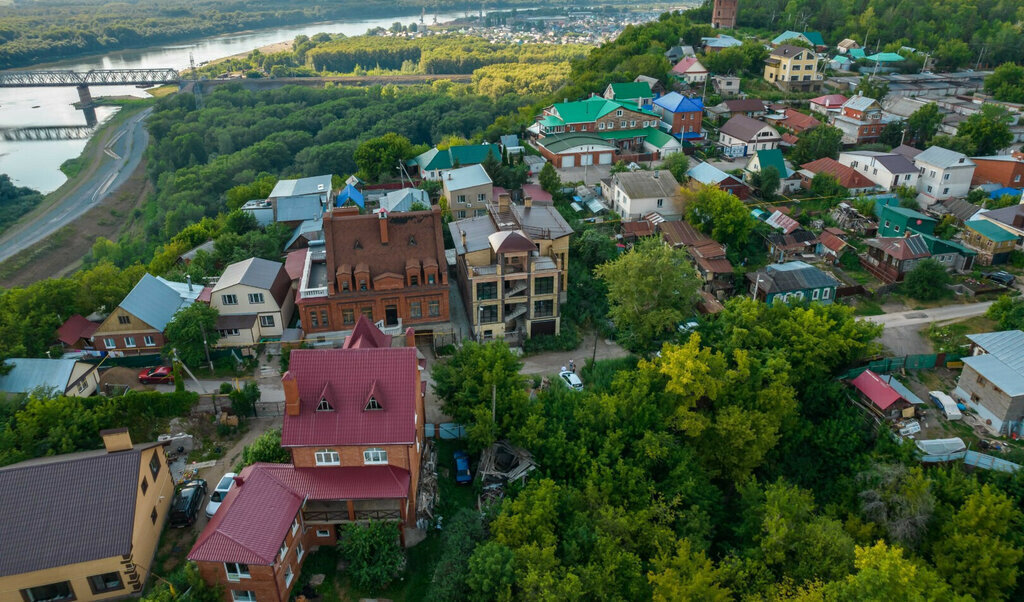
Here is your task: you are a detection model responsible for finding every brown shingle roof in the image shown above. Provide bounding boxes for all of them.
[724,99,767,113]
[660,220,709,248]
[721,115,778,142]
[801,157,876,189]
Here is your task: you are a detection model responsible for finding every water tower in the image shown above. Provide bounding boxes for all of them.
[712,0,738,29]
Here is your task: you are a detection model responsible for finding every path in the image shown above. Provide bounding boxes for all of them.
[519,331,630,375]
[859,299,996,356]
[0,106,151,263]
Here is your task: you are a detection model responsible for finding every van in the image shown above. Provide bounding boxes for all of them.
[169,479,207,528]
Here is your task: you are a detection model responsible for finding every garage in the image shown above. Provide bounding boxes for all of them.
[562,155,575,168]
[580,154,593,166]
[598,153,613,165]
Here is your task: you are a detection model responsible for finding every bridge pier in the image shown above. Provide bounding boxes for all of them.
[76,85,93,107]
[82,106,98,127]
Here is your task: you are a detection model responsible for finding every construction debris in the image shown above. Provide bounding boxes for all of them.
[476,441,537,511]
[416,440,438,521]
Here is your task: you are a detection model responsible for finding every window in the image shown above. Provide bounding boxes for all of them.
[151,507,158,524]
[87,573,123,595]
[457,210,466,218]
[480,305,498,324]
[943,173,950,181]
[929,170,936,178]
[284,567,294,588]
[78,380,88,393]
[812,289,820,300]
[620,120,626,128]
[220,329,239,337]
[279,542,288,563]
[361,307,373,320]
[341,280,350,291]
[477,282,497,300]
[103,338,115,349]
[315,449,340,465]
[363,448,388,464]
[580,125,586,132]
[427,274,436,285]
[534,299,554,318]
[429,300,440,317]
[477,193,487,202]
[410,302,422,318]
[245,293,264,305]
[410,275,418,286]
[140,477,148,495]
[259,315,275,328]
[319,310,328,328]
[316,529,331,537]
[310,311,319,328]
[894,225,900,233]
[365,396,382,411]
[124,337,136,348]
[359,280,368,291]
[296,542,305,562]
[642,120,649,127]
[317,399,333,411]
[457,194,466,204]
[599,122,605,130]
[150,451,161,478]
[22,582,74,602]
[927,185,933,193]
[343,309,354,325]
[657,198,664,208]
[884,220,890,228]
[822,288,831,300]
[1015,175,1021,183]
[225,563,250,581]
[629,120,636,127]
[221,294,238,305]
[231,592,256,602]
[117,315,131,325]
[144,336,155,347]
[607,121,614,129]
[943,188,950,195]
[616,109,623,116]
[534,277,554,295]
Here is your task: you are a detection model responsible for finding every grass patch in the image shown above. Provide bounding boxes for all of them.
[581,355,639,393]
[853,298,885,316]
[59,156,86,179]
[147,84,178,98]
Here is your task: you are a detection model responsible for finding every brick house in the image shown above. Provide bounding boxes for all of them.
[971,152,1024,188]
[189,319,425,602]
[831,95,884,144]
[652,92,704,140]
[92,274,202,355]
[295,206,449,339]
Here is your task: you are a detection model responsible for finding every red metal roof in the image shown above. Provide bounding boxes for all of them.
[196,286,213,304]
[850,369,903,410]
[56,315,98,346]
[782,108,821,132]
[343,314,392,349]
[285,248,308,282]
[819,230,849,253]
[672,57,706,74]
[810,94,848,108]
[282,347,419,447]
[801,157,875,190]
[522,184,552,203]
[188,463,409,565]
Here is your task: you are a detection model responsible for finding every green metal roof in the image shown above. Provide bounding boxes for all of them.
[549,97,658,125]
[967,219,1019,242]
[921,233,977,256]
[755,149,788,177]
[539,115,564,127]
[881,204,935,223]
[866,52,905,63]
[642,128,678,149]
[609,82,652,100]
[803,31,825,47]
[412,144,500,171]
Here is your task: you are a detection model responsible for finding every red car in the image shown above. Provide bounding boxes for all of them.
[138,366,174,384]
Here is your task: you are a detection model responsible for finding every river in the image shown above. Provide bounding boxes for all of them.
[0,9,469,193]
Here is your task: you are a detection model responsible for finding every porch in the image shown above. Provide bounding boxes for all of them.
[303,498,403,524]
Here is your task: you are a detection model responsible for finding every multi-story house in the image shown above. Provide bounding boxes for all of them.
[268,175,333,226]
[441,164,493,219]
[652,92,704,140]
[718,115,781,157]
[604,170,684,221]
[408,143,501,181]
[210,258,294,347]
[831,95,884,144]
[955,330,1024,435]
[0,429,173,602]
[876,204,937,237]
[190,319,425,602]
[537,97,660,138]
[295,206,449,339]
[92,274,202,355]
[971,151,1024,188]
[763,45,822,92]
[838,151,920,191]
[914,146,976,205]
[449,193,572,343]
[534,97,667,164]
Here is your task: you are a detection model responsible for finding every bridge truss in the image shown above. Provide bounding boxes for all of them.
[0,126,95,141]
[0,69,180,87]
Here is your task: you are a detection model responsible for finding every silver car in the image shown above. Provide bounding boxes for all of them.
[205,472,237,518]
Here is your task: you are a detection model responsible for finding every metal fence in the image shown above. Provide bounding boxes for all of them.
[840,352,964,380]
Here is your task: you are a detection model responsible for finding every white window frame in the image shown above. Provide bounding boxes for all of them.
[296,542,305,562]
[822,288,832,300]
[225,563,250,581]
[103,338,116,349]
[259,315,275,328]
[279,543,288,563]
[124,336,136,348]
[221,294,238,306]
[315,449,340,466]
[144,335,155,347]
[363,448,388,465]
[247,293,264,304]
[284,566,294,588]
[231,591,256,602]
[316,529,331,537]
[291,518,299,536]
[812,289,820,300]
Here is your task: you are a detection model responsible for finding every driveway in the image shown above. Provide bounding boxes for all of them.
[858,299,996,356]
[519,331,630,375]
[556,164,613,186]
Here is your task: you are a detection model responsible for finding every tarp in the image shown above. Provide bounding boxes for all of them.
[916,438,966,455]
[929,391,963,420]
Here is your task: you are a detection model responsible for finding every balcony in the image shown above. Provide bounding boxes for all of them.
[303,499,402,524]
[299,247,329,298]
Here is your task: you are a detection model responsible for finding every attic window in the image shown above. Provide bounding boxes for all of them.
[317,398,333,411]
[354,240,362,250]
[365,396,382,411]
[409,235,417,246]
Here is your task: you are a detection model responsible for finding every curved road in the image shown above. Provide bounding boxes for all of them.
[0,106,151,264]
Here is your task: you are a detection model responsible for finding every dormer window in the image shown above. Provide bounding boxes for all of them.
[365,396,382,411]
[616,109,623,116]
[359,280,367,291]
[317,398,333,411]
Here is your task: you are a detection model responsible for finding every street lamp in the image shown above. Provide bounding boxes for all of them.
[478,306,485,343]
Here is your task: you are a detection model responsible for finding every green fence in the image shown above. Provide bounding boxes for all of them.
[839,352,964,380]
[83,347,245,368]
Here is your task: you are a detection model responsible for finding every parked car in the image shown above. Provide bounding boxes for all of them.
[559,370,583,391]
[205,472,237,518]
[984,271,1015,286]
[139,366,174,384]
[453,451,472,485]
[169,479,207,528]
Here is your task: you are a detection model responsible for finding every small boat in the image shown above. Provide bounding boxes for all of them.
[31,105,40,108]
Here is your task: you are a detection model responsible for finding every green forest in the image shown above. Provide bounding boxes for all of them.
[0,175,44,236]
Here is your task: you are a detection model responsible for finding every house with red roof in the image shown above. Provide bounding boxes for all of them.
[798,157,879,195]
[56,314,99,349]
[809,94,848,116]
[671,57,708,85]
[189,317,425,602]
[849,369,914,419]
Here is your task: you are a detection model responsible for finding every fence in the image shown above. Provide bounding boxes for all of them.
[839,352,964,380]
[424,423,466,440]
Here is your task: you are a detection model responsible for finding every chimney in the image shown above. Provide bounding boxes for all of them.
[460,229,467,248]
[525,194,532,208]
[379,212,389,245]
[186,274,192,292]
[232,475,245,487]
[283,371,300,416]
[405,327,416,348]
[447,172,453,180]
[498,193,510,212]
[100,427,133,453]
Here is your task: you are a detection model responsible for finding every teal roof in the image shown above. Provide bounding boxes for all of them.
[549,97,658,125]
[597,127,663,141]
[866,52,905,63]
[608,82,652,100]
[538,115,563,127]
[772,31,804,45]
[755,149,788,177]
[921,233,976,256]
[803,31,825,47]
[411,144,500,171]
[967,219,1019,242]
[849,48,867,59]
[642,128,679,149]
[881,204,935,223]
[831,55,852,64]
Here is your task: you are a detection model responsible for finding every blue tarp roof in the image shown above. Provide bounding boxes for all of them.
[990,187,1022,199]
[336,184,365,208]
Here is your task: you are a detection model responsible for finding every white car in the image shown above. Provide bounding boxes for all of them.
[559,370,583,391]
[205,472,237,518]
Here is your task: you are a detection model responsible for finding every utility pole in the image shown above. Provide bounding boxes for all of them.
[199,323,214,372]
[975,45,987,71]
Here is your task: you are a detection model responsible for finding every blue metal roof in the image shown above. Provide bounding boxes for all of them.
[336,184,364,208]
[967,331,1024,374]
[120,274,201,331]
[0,358,80,394]
[276,196,323,223]
[284,219,323,250]
[687,161,730,185]
[380,188,429,213]
[653,92,704,114]
[963,354,1024,397]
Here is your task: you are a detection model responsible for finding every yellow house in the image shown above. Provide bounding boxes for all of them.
[210,257,295,347]
[449,193,572,344]
[0,429,174,602]
[0,358,100,397]
[764,45,822,92]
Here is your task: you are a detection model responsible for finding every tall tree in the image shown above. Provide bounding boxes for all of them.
[686,185,755,249]
[648,539,731,601]
[824,542,961,600]
[595,238,701,351]
[984,62,1024,104]
[163,303,219,367]
[903,259,952,301]
[905,103,942,146]
[661,152,690,183]
[955,105,1014,156]
[751,165,780,201]
[789,125,843,166]
[538,161,561,194]
[354,133,414,183]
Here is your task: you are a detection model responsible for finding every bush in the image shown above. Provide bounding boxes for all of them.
[425,508,486,601]
[521,321,582,354]
[238,428,291,469]
[338,521,405,593]
[580,355,640,393]
[902,259,952,301]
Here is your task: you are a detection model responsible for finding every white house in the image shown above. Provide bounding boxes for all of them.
[605,170,683,221]
[914,146,976,205]
[210,257,295,346]
[838,151,920,191]
[719,115,781,158]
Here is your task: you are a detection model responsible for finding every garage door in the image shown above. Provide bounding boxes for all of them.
[598,153,613,164]
[562,155,575,168]
[580,154,593,166]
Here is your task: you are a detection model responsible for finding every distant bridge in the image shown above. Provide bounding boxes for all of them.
[0,125,94,141]
[0,68,179,87]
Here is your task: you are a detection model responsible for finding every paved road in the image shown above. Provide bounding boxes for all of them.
[0,106,152,263]
[859,300,995,328]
